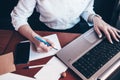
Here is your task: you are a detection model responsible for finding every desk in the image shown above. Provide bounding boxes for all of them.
[0,30,13,55]
[1,30,82,80]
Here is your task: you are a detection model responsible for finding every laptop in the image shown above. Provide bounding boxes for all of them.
[56,28,120,80]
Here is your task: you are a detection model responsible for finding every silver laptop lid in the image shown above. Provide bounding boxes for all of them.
[57,28,102,65]
[56,28,120,80]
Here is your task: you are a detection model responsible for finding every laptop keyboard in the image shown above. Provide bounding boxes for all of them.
[72,38,120,79]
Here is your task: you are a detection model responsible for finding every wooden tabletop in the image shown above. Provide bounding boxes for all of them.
[0,30,83,80]
[0,30,13,55]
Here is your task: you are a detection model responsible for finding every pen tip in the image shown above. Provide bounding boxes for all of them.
[53,47,58,50]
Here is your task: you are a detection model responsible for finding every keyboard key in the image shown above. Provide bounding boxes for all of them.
[72,38,120,78]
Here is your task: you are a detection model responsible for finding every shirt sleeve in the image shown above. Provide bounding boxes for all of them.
[11,0,36,30]
[81,0,96,26]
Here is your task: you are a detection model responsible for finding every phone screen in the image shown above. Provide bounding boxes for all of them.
[14,41,30,65]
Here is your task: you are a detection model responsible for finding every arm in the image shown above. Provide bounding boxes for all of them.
[18,25,54,52]
[11,0,54,52]
[81,0,120,43]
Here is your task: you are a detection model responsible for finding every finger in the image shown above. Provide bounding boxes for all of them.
[37,42,50,52]
[42,38,54,50]
[94,26,102,38]
[104,29,113,44]
[41,43,51,52]
[108,29,119,42]
[36,47,44,53]
[112,28,120,38]
[116,29,120,33]
[46,39,55,47]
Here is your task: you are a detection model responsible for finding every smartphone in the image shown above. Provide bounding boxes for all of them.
[14,41,30,65]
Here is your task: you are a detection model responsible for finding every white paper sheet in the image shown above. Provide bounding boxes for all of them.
[0,73,36,80]
[29,34,61,61]
[34,56,68,80]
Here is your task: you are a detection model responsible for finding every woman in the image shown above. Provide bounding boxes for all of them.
[11,0,120,52]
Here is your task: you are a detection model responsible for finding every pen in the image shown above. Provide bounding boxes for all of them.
[23,64,45,69]
[29,64,45,69]
[34,36,58,50]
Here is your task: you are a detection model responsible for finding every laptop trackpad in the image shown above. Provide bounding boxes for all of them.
[83,30,98,43]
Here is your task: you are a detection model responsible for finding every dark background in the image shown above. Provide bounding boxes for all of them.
[0,0,119,32]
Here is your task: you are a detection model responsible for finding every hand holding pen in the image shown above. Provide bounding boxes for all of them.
[33,35,58,52]
[34,36,58,50]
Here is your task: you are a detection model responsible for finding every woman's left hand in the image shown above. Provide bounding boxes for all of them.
[93,16,120,43]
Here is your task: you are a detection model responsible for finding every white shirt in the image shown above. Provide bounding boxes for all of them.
[11,0,95,31]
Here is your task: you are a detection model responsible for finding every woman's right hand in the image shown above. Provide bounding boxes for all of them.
[18,25,55,53]
[32,35,55,53]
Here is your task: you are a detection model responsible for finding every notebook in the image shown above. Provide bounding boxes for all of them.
[56,28,120,80]
[0,73,36,80]
[29,34,61,61]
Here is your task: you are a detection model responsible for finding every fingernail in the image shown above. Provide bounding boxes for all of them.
[110,41,113,44]
[116,39,119,42]
[99,34,102,38]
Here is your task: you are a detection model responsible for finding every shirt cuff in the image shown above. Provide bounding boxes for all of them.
[81,11,95,26]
